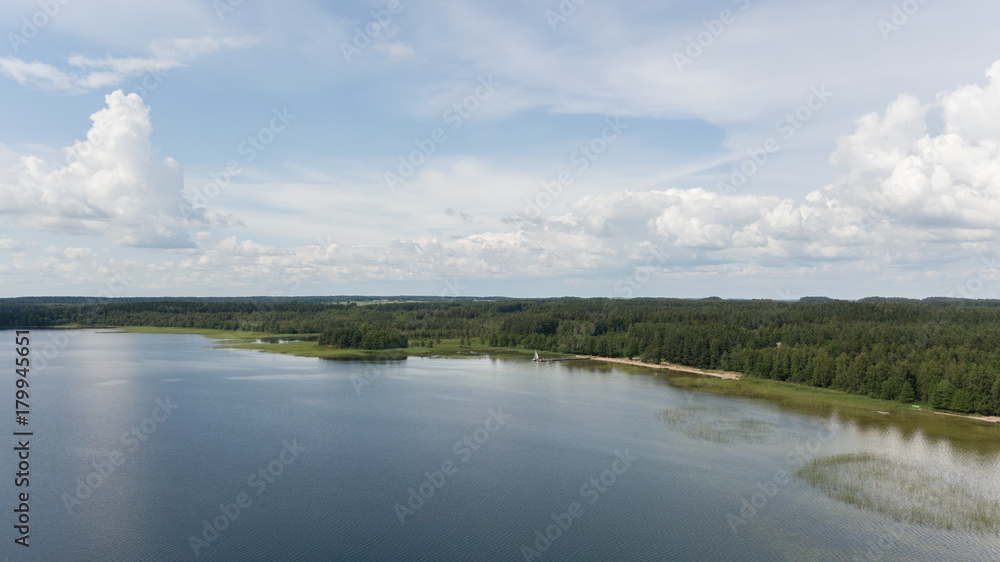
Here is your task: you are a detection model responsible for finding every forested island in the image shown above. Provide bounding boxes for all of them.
[3,296,1000,417]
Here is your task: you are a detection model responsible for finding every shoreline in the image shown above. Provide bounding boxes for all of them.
[934,411,1000,425]
[583,356,741,380]
[103,327,1000,427]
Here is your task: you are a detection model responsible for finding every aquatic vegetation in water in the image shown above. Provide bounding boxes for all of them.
[657,406,780,444]
[795,453,1000,535]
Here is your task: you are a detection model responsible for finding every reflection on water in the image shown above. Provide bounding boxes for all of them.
[2,330,999,561]
[668,374,1000,457]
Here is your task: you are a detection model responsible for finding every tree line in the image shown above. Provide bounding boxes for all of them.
[2,296,999,415]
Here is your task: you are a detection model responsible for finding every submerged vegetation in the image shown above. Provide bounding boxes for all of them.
[796,453,1000,535]
[5,296,1000,416]
[669,376,1000,456]
[657,405,780,444]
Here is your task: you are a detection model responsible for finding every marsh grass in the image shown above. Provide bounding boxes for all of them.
[796,453,1000,535]
[657,406,780,444]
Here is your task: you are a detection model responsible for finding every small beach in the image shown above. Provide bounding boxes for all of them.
[584,356,741,380]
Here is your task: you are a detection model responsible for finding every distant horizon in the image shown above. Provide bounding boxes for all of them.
[4,294,998,302]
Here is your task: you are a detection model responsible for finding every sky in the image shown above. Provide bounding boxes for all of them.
[2,0,1000,300]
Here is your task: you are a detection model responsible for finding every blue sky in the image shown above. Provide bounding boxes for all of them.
[2,0,1000,299]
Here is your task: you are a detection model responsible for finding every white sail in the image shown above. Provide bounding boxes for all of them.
[533,351,539,361]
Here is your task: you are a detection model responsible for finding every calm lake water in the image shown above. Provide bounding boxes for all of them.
[2,330,999,561]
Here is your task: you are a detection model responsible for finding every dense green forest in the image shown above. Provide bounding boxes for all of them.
[317,325,408,350]
[3,296,1000,416]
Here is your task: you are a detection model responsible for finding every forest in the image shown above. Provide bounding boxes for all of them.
[3,296,1000,416]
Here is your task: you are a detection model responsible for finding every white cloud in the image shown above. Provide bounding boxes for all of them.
[0,90,231,248]
[371,0,1000,143]
[0,57,75,91]
[149,59,1000,295]
[0,35,255,93]
[940,60,1000,144]
[252,58,1000,285]
[0,238,25,251]
[6,8,1000,298]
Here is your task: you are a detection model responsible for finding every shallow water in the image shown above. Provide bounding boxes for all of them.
[2,330,998,561]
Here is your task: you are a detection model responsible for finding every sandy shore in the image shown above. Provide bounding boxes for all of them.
[933,411,1000,424]
[583,356,741,380]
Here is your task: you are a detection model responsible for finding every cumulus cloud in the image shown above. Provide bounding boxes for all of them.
[275,58,1000,283]
[117,59,1000,293]
[7,53,1000,297]
[0,90,228,248]
[940,60,1000,144]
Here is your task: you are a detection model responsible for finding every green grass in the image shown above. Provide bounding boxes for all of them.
[796,453,1000,535]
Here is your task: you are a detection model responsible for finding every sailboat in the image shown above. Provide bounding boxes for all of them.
[532,350,540,362]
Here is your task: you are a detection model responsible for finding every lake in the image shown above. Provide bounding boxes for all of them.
[2,330,999,561]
